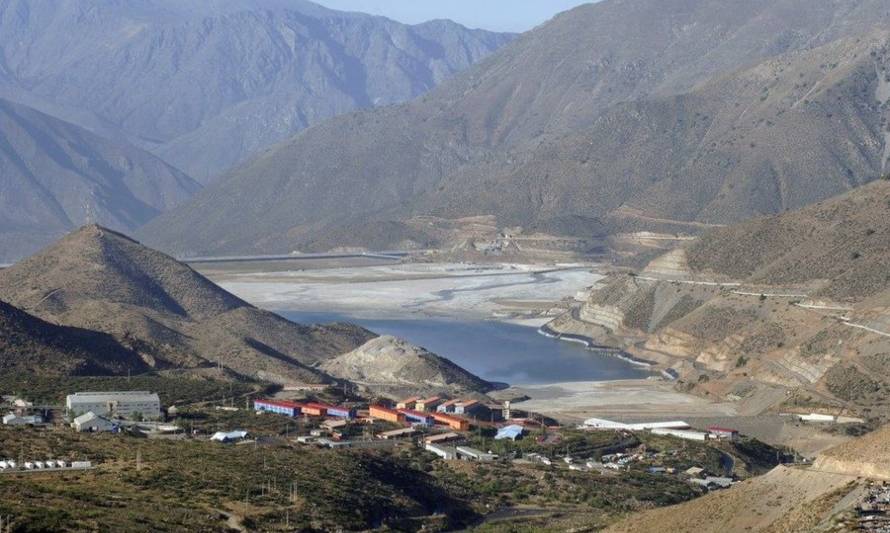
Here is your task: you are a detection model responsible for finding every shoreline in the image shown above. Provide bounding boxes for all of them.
[537,324,658,370]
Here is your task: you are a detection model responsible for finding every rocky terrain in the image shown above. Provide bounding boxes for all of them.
[0,98,200,262]
[0,299,148,376]
[141,0,890,257]
[546,179,890,419]
[0,0,511,181]
[0,225,375,384]
[608,425,890,532]
[321,335,493,397]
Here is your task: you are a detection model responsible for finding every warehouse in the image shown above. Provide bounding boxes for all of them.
[425,443,457,460]
[708,426,740,441]
[72,412,117,433]
[66,391,160,420]
[424,432,461,444]
[456,446,496,462]
[254,399,302,417]
[495,425,524,441]
[369,405,406,423]
[377,428,418,440]
[398,409,434,426]
[3,413,43,426]
[651,428,709,441]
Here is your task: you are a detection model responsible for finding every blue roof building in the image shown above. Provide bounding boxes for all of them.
[494,425,524,441]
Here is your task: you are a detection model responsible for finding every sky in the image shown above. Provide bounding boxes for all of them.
[311,0,596,33]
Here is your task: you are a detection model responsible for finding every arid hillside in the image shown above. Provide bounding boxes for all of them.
[0,299,148,376]
[321,336,493,397]
[547,180,890,419]
[608,425,890,532]
[141,0,890,257]
[0,226,375,384]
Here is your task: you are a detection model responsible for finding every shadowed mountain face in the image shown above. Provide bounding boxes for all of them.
[0,225,375,384]
[0,98,201,263]
[0,0,512,181]
[138,0,890,257]
[0,299,149,376]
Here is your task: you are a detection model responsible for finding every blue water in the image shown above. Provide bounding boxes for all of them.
[282,311,648,385]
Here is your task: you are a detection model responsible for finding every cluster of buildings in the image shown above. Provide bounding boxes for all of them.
[253,399,355,420]
[65,391,162,433]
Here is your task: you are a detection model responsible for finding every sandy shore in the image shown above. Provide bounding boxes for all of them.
[493,379,739,424]
[211,262,601,321]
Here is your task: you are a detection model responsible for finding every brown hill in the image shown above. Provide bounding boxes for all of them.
[140,0,890,257]
[0,226,375,384]
[0,299,148,376]
[320,336,493,397]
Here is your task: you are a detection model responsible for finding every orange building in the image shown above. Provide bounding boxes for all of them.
[300,403,327,417]
[432,412,470,432]
[370,405,406,424]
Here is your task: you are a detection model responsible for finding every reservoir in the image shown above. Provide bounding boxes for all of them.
[282,311,648,385]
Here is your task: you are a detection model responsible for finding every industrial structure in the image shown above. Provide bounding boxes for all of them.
[72,412,117,433]
[66,391,161,420]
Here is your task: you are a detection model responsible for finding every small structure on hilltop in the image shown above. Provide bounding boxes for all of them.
[66,391,160,420]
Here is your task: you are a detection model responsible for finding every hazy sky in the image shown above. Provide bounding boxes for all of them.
[312,0,596,33]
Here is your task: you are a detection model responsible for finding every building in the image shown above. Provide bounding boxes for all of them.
[322,419,349,431]
[72,412,117,433]
[2,413,43,426]
[690,476,734,490]
[436,400,459,413]
[708,426,740,441]
[377,428,418,440]
[581,418,690,431]
[210,430,248,443]
[254,399,302,417]
[495,424,524,441]
[455,446,496,462]
[66,391,160,420]
[300,403,327,417]
[651,428,709,441]
[318,403,355,419]
[398,409,434,426]
[425,443,457,460]
[424,432,461,444]
[396,397,420,410]
[415,397,443,412]
[454,400,489,418]
[369,405,406,424]
[431,412,470,431]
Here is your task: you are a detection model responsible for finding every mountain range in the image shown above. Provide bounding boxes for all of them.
[0,0,512,181]
[0,97,200,262]
[139,0,890,257]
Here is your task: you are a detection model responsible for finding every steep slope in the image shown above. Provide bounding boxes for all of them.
[0,0,511,180]
[321,335,493,397]
[546,180,890,417]
[609,426,890,532]
[0,226,375,384]
[0,98,200,262]
[0,299,148,376]
[140,0,890,256]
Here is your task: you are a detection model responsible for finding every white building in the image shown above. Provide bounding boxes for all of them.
[651,428,709,441]
[2,413,43,426]
[66,391,160,420]
[72,412,117,433]
[425,443,457,460]
[581,417,690,431]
